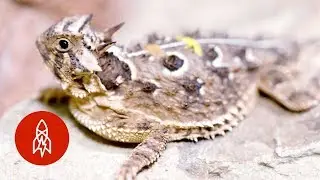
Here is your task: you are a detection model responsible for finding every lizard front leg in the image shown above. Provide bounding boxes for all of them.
[117,130,168,180]
[39,87,70,104]
[39,84,90,104]
[40,73,107,104]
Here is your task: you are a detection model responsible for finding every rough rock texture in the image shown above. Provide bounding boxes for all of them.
[2,1,320,179]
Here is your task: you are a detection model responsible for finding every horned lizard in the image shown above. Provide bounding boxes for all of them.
[35,14,320,180]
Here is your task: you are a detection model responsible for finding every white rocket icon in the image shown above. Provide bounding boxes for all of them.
[32,119,52,158]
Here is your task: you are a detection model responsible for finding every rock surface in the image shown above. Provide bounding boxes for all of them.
[2,1,320,179]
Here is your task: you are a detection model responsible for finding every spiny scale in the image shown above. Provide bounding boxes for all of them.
[36,15,320,180]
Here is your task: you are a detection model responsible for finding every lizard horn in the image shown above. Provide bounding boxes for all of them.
[103,22,125,42]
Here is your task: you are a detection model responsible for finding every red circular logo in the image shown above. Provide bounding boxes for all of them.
[15,111,69,165]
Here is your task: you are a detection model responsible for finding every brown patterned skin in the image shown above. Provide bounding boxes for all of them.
[36,14,320,180]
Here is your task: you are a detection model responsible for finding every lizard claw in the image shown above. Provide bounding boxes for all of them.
[117,165,137,180]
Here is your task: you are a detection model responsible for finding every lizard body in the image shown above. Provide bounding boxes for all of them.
[36,14,320,180]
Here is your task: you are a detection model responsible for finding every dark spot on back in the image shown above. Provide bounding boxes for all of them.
[163,55,184,71]
[121,61,130,71]
[205,47,219,60]
[96,52,131,90]
[235,48,246,59]
[141,82,158,93]
[212,67,229,79]
[182,79,203,93]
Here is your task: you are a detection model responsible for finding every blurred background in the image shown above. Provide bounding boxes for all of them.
[1,0,320,115]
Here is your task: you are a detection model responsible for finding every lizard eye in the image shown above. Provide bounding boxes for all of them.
[55,38,73,52]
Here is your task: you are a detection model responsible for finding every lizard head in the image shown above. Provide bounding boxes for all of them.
[36,14,124,84]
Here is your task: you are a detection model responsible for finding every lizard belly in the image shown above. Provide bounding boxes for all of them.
[69,98,152,143]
